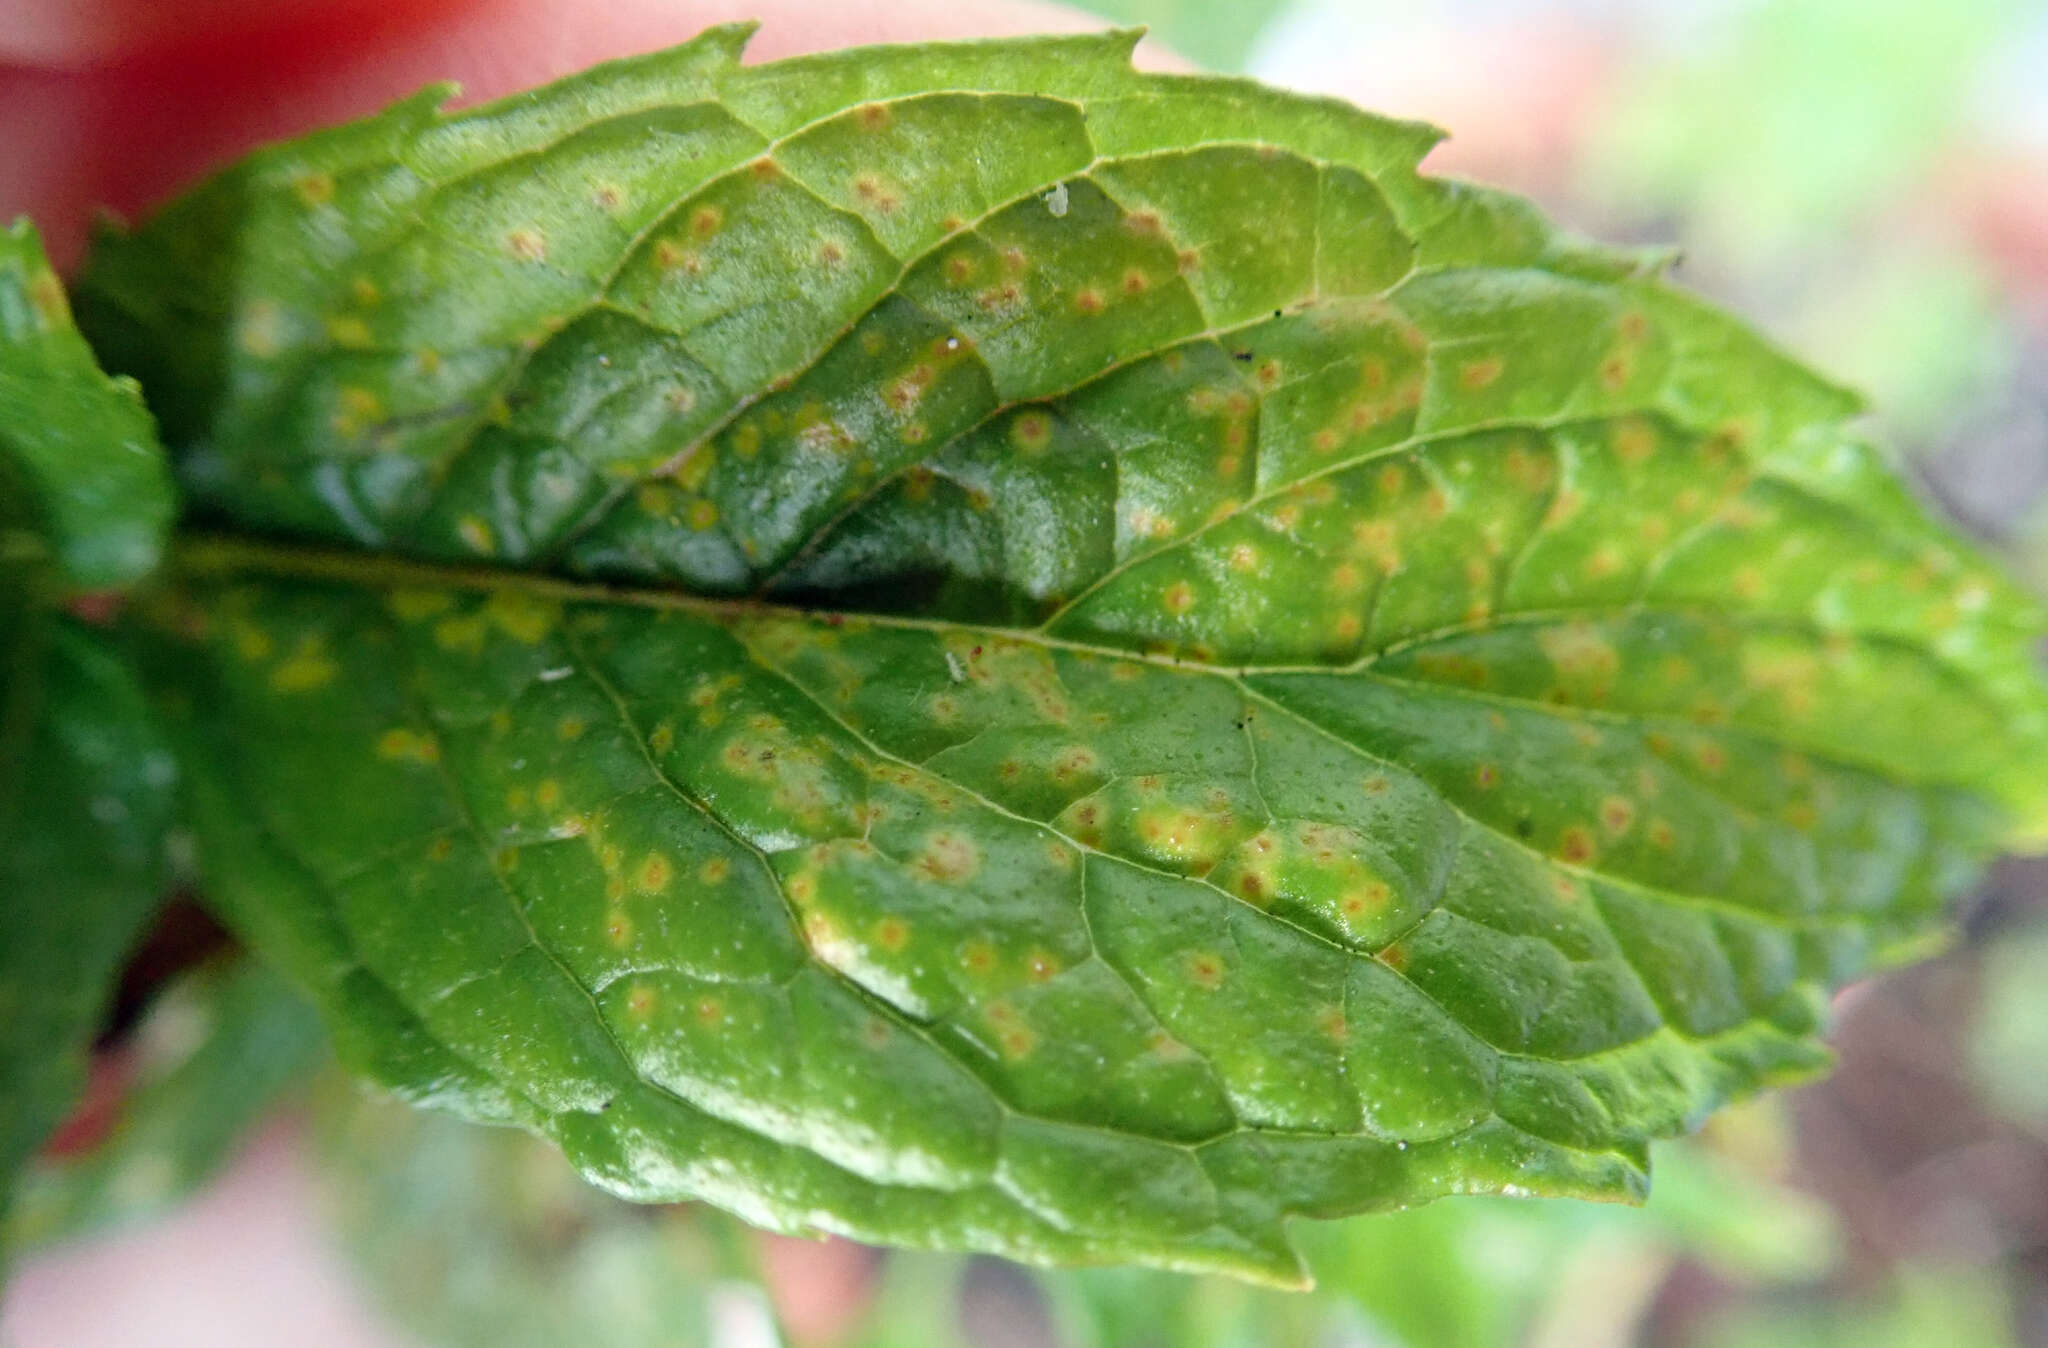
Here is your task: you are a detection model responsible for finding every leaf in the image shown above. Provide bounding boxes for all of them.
[0,220,173,592]
[0,219,180,1248]
[3,957,326,1253]
[80,26,2048,1283]
[0,615,179,1234]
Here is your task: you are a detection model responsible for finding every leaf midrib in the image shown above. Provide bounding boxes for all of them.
[171,530,1961,935]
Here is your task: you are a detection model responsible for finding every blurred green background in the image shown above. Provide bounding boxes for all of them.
[9,2,2048,1345]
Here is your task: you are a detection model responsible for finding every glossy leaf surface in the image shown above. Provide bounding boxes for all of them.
[79,26,2048,1282]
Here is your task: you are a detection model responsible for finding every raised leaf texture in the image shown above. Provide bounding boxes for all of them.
[81,26,2048,1282]
[0,221,172,591]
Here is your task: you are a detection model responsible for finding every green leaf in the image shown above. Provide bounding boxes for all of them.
[3,957,326,1253]
[79,25,2048,1283]
[0,614,178,1232]
[0,220,173,592]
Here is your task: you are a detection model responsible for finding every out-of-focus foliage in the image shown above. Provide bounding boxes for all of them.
[4,959,326,1253]
[312,1076,738,1348]
[1065,0,1294,73]
[1581,0,2031,450]
[1585,0,2016,258]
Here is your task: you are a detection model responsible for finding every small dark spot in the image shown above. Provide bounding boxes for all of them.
[598,1098,614,1112]
[1231,349,1253,362]
[1272,309,1283,319]
[1514,817,1534,838]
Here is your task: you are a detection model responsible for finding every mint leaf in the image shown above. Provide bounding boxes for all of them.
[0,221,172,592]
[77,26,2048,1282]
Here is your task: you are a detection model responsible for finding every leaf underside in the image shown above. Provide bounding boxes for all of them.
[73,25,2048,1283]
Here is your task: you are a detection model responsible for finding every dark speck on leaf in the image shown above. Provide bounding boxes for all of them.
[1515,817,1534,838]
[1231,349,1253,362]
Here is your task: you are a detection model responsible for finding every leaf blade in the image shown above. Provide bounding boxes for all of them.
[77,25,2048,1279]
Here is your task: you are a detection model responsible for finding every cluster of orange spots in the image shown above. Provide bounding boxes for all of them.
[375,727,440,765]
[503,228,547,262]
[1646,818,1676,850]
[1612,419,1658,466]
[1160,580,1197,615]
[592,182,625,211]
[856,101,891,131]
[625,983,658,1019]
[1026,951,1060,983]
[1557,826,1597,865]
[1474,763,1501,791]
[1598,796,1637,836]
[636,852,673,892]
[1122,268,1152,297]
[1051,745,1101,784]
[872,916,911,951]
[1693,739,1729,773]
[1339,880,1391,921]
[556,714,586,741]
[985,1002,1037,1059]
[1349,519,1401,575]
[1458,356,1504,391]
[1124,209,1164,238]
[652,239,702,274]
[1185,950,1227,989]
[1146,1029,1195,1062]
[1010,409,1054,453]
[428,836,456,862]
[961,941,997,974]
[916,831,980,883]
[291,171,335,206]
[605,912,634,948]
[1074,288,1107,315]
[1317,1005,1349,1044]
[851,174,901,214]
[1375,941,1408,972]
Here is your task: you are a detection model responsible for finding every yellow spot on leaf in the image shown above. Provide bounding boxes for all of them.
[376,728,440,765]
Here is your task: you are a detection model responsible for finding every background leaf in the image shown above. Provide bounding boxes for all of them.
[3,957,326,1254]
[0,220,172,593]
[0,617,178,1242]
